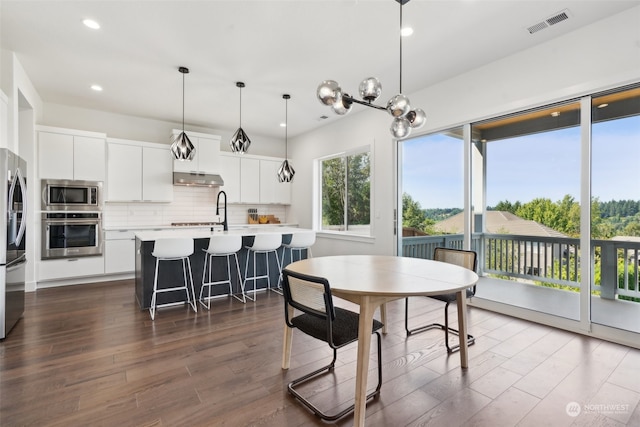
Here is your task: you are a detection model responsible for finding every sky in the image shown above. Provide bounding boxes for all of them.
[402,115,640,210]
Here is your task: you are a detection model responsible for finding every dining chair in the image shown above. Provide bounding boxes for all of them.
[404,247,477,353]
[282,269,384,421]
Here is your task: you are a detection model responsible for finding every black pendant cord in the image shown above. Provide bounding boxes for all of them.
[285,97,288,159]
[399,0,403,95]
[239,85,243,128]
[182,71,185,130]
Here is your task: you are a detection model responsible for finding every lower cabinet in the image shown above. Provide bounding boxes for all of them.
[39,256,105,281]
[104,230,136,274]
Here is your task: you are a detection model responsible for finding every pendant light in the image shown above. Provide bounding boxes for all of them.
[277,94,295,183]
[230,81,251,153]
[171,66,196,160]
[316,0,426,140]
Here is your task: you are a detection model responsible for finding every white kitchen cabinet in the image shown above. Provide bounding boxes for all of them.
[1,90,8,149]
[218,153,291,204]
[107,142,142,201]
[172,130,221,174]
[240,157,260,203]
[104,230,136,274]
[38,256,105,281]
[142,146,173,201]
[259,159,291,204]
[106,139,173,202]
[218,153,241,203]
[38,127,106,181]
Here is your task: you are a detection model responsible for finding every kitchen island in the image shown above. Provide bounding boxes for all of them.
[134,227,307,309]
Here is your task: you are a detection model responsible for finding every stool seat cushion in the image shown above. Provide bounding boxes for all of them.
[247,233,282,251]
[206,234,242,254]
[152,238,194,259]
[284,231,316,249]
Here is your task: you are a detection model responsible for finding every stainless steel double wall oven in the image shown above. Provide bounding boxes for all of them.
[41,179,103,260]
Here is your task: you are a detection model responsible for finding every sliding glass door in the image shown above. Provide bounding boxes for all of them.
[397,83,640,338]
[590,86,640,333]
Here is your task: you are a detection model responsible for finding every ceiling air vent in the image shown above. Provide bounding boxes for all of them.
[527,22,548,34]
[527,9,571,35]
[546,10,569,26]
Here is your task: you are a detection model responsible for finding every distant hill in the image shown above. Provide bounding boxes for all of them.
[423,208,462,221]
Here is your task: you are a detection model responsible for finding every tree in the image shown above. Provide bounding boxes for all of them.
[402,193,435,234]
[321,157,345,227]
[321,153,371,229]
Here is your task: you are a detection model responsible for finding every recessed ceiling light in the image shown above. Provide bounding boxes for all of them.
[91,84,103,92]
[550,111,560,117]
[83,19,100,30]
[597,103,609,109]
[280,123,286,127]
[401,27,414,37]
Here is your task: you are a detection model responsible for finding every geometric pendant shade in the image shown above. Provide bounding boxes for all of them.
[171,66,196,160]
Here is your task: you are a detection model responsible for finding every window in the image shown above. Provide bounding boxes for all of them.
[319,147,371,235]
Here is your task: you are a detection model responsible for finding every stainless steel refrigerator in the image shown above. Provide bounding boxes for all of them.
[0,148,27,339]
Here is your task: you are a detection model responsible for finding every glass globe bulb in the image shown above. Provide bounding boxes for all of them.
[358,77,382,102]
[386,94,411,118]
[317,80,341,106]
[390,117,411,139]
[407,108,426,129]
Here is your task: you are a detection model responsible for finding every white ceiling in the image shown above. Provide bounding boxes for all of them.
[2,0,638,139]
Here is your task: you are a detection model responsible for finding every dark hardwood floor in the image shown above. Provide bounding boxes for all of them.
[1,280,639,426]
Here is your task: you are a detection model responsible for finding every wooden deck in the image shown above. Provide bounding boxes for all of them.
[1,279,639,426]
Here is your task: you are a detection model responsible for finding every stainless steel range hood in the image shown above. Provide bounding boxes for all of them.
[173,172,224,187]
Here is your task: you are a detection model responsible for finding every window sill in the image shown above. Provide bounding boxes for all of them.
[316,231,375,244]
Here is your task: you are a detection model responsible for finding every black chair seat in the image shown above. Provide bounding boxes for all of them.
[292,307,384,347]
[283,269,383,421]
[430,288,474,304]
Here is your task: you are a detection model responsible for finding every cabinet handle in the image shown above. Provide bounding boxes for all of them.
[67,258,79,262]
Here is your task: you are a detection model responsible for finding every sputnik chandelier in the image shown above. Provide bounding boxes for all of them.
[316,0,425,140]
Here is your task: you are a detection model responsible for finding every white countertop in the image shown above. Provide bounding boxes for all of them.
[134,226,308,242]
[104,223,299,232]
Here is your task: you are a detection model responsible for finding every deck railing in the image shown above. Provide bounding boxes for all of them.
[401,233,640,301]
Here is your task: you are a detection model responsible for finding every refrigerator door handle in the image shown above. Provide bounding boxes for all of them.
[8,167,27,247]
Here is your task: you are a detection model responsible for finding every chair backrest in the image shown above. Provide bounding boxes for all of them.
[288,231,316,249]
[249,233,282,251]
[434,247,477,272]
[282,269,335,323]
[206,234,242,254]
[152,237,194,259]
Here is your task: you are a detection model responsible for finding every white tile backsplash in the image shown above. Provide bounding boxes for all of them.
[103,186,287,228]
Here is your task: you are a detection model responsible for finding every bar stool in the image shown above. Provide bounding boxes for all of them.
[149,237,197,320]
[244,233,282,299]
[200,234,245,309]
[281,230,316,268]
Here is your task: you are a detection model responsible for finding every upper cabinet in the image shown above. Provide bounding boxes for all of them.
[106,138,173,202]
[38,126,106,181]
[217,153,241,203]
[259,159,291,205]
[171,130,221,174]
[1,90,7,149]
[219,153,291,205]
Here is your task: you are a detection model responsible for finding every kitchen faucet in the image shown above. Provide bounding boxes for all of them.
[216,190,228,231]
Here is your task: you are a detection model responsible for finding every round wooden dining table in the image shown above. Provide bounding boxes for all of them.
[281,255,479,427]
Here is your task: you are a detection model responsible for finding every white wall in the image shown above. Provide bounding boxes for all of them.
[289,5,640,258]
[42,102,286,158]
